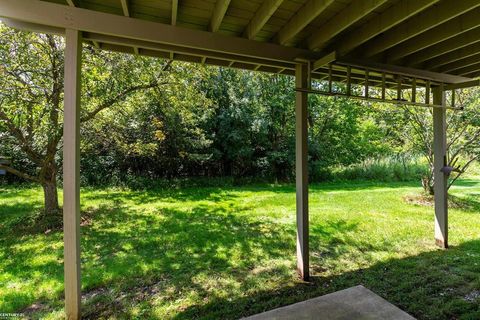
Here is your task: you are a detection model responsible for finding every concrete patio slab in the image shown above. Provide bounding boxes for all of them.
[242,285,416,320]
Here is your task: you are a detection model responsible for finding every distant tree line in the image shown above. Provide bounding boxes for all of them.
[1,25,480,220]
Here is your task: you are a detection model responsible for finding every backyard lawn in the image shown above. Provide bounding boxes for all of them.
[1,179,480,319]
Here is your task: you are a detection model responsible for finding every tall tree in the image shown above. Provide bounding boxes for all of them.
[0,25,168,222]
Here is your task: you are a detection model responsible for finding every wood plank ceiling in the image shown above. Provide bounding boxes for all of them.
[19,0,480,83]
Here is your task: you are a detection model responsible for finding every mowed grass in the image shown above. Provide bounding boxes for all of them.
[1,179,480,319]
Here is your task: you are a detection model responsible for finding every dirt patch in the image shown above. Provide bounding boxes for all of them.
[403,194,476,210]
[403,194,433,207]
[22,302,48,315]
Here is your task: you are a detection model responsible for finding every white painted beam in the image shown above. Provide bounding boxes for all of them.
[295,63,309,281]
[63,28,82,320]
[209,0,231,32]
[362,0,480,58]
[307,0,387,51]
[275,0,335,45]
[171,0,178,26]
[0,0,319,64]
[336,0,439,56]
[432,86,448,249]
[243,0,283,40]
[387,7,480,63]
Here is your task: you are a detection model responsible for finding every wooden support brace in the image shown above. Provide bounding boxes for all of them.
[381,73,386,100]
[63,29,82,320]
[426,80,431,104]
[365,69,369,99]
[346,66,352,96]
[433,85,448,248]
[412,78,416,103]
[295,63,309,281]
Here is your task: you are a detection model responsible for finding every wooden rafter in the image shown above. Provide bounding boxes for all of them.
[362,0,480,58]
[243,0,283,40]
[171,0,178,26]
[335,0,439,56]
[425,41,480,70]
[406,27,480,67]
[307,0,387,51]
[439,52,480,74]
[120,0,129,17]
[387,7,480,63]
[454,63,480,76]
[0,0,319,64]
[209,0,231,32]
[274,0,335,45]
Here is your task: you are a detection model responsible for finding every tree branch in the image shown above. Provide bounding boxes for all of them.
[0,164,40,183]
[80,81,168,123]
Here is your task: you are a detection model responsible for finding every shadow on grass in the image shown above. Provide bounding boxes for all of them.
[78,200,368,319]
[79,180,421,206]
[170,240,480,320]
[2,180,478,319]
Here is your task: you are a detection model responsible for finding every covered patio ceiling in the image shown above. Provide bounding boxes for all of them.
[1,1,479,319]
[2,0,480,88]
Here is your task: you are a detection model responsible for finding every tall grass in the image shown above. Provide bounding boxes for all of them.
[331,156,429,182]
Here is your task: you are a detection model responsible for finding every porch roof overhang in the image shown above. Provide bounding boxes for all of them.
[1,0,480,89]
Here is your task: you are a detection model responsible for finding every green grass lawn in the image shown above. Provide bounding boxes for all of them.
[1,179,480,319]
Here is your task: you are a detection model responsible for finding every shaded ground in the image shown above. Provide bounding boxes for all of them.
[0,179,479,319]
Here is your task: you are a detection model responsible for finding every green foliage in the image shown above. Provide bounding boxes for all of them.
[333,156,429,182]
[1,179,480,319]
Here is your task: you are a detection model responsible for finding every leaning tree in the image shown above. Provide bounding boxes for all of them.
[0,24,170,222]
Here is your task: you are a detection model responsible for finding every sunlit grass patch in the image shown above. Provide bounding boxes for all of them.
[1,179,479,319]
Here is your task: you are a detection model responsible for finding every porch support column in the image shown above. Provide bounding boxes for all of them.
[295,63,309,280]
[433,85,448,248]
[63,28,82,320]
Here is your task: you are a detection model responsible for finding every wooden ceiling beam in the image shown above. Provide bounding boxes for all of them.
[454,63,480,77]
[171,0,178,26]
[307,0,387,51]
[387,7,480,63]
[0,0,320,63]
[83,32,295,70]
[424,41,480,70]
[439,52,480,74]
[243,0,283,40]
[362,0,480,58]
[312,51,336,71]
[406,28,480,67]
[209,0,231,32]
[336,0,438,56]
[463,71,480,79]
[274,0,335,45]
[120,0,129,17]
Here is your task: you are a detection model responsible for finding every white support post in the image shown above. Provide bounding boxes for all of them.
[63,28,82,320]
[295,63,309,281]
[433,85,448,248]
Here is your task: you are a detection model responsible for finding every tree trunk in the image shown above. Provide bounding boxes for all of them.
[43,180,60,216]
[41,161,61,223]
[422,174,434,195]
